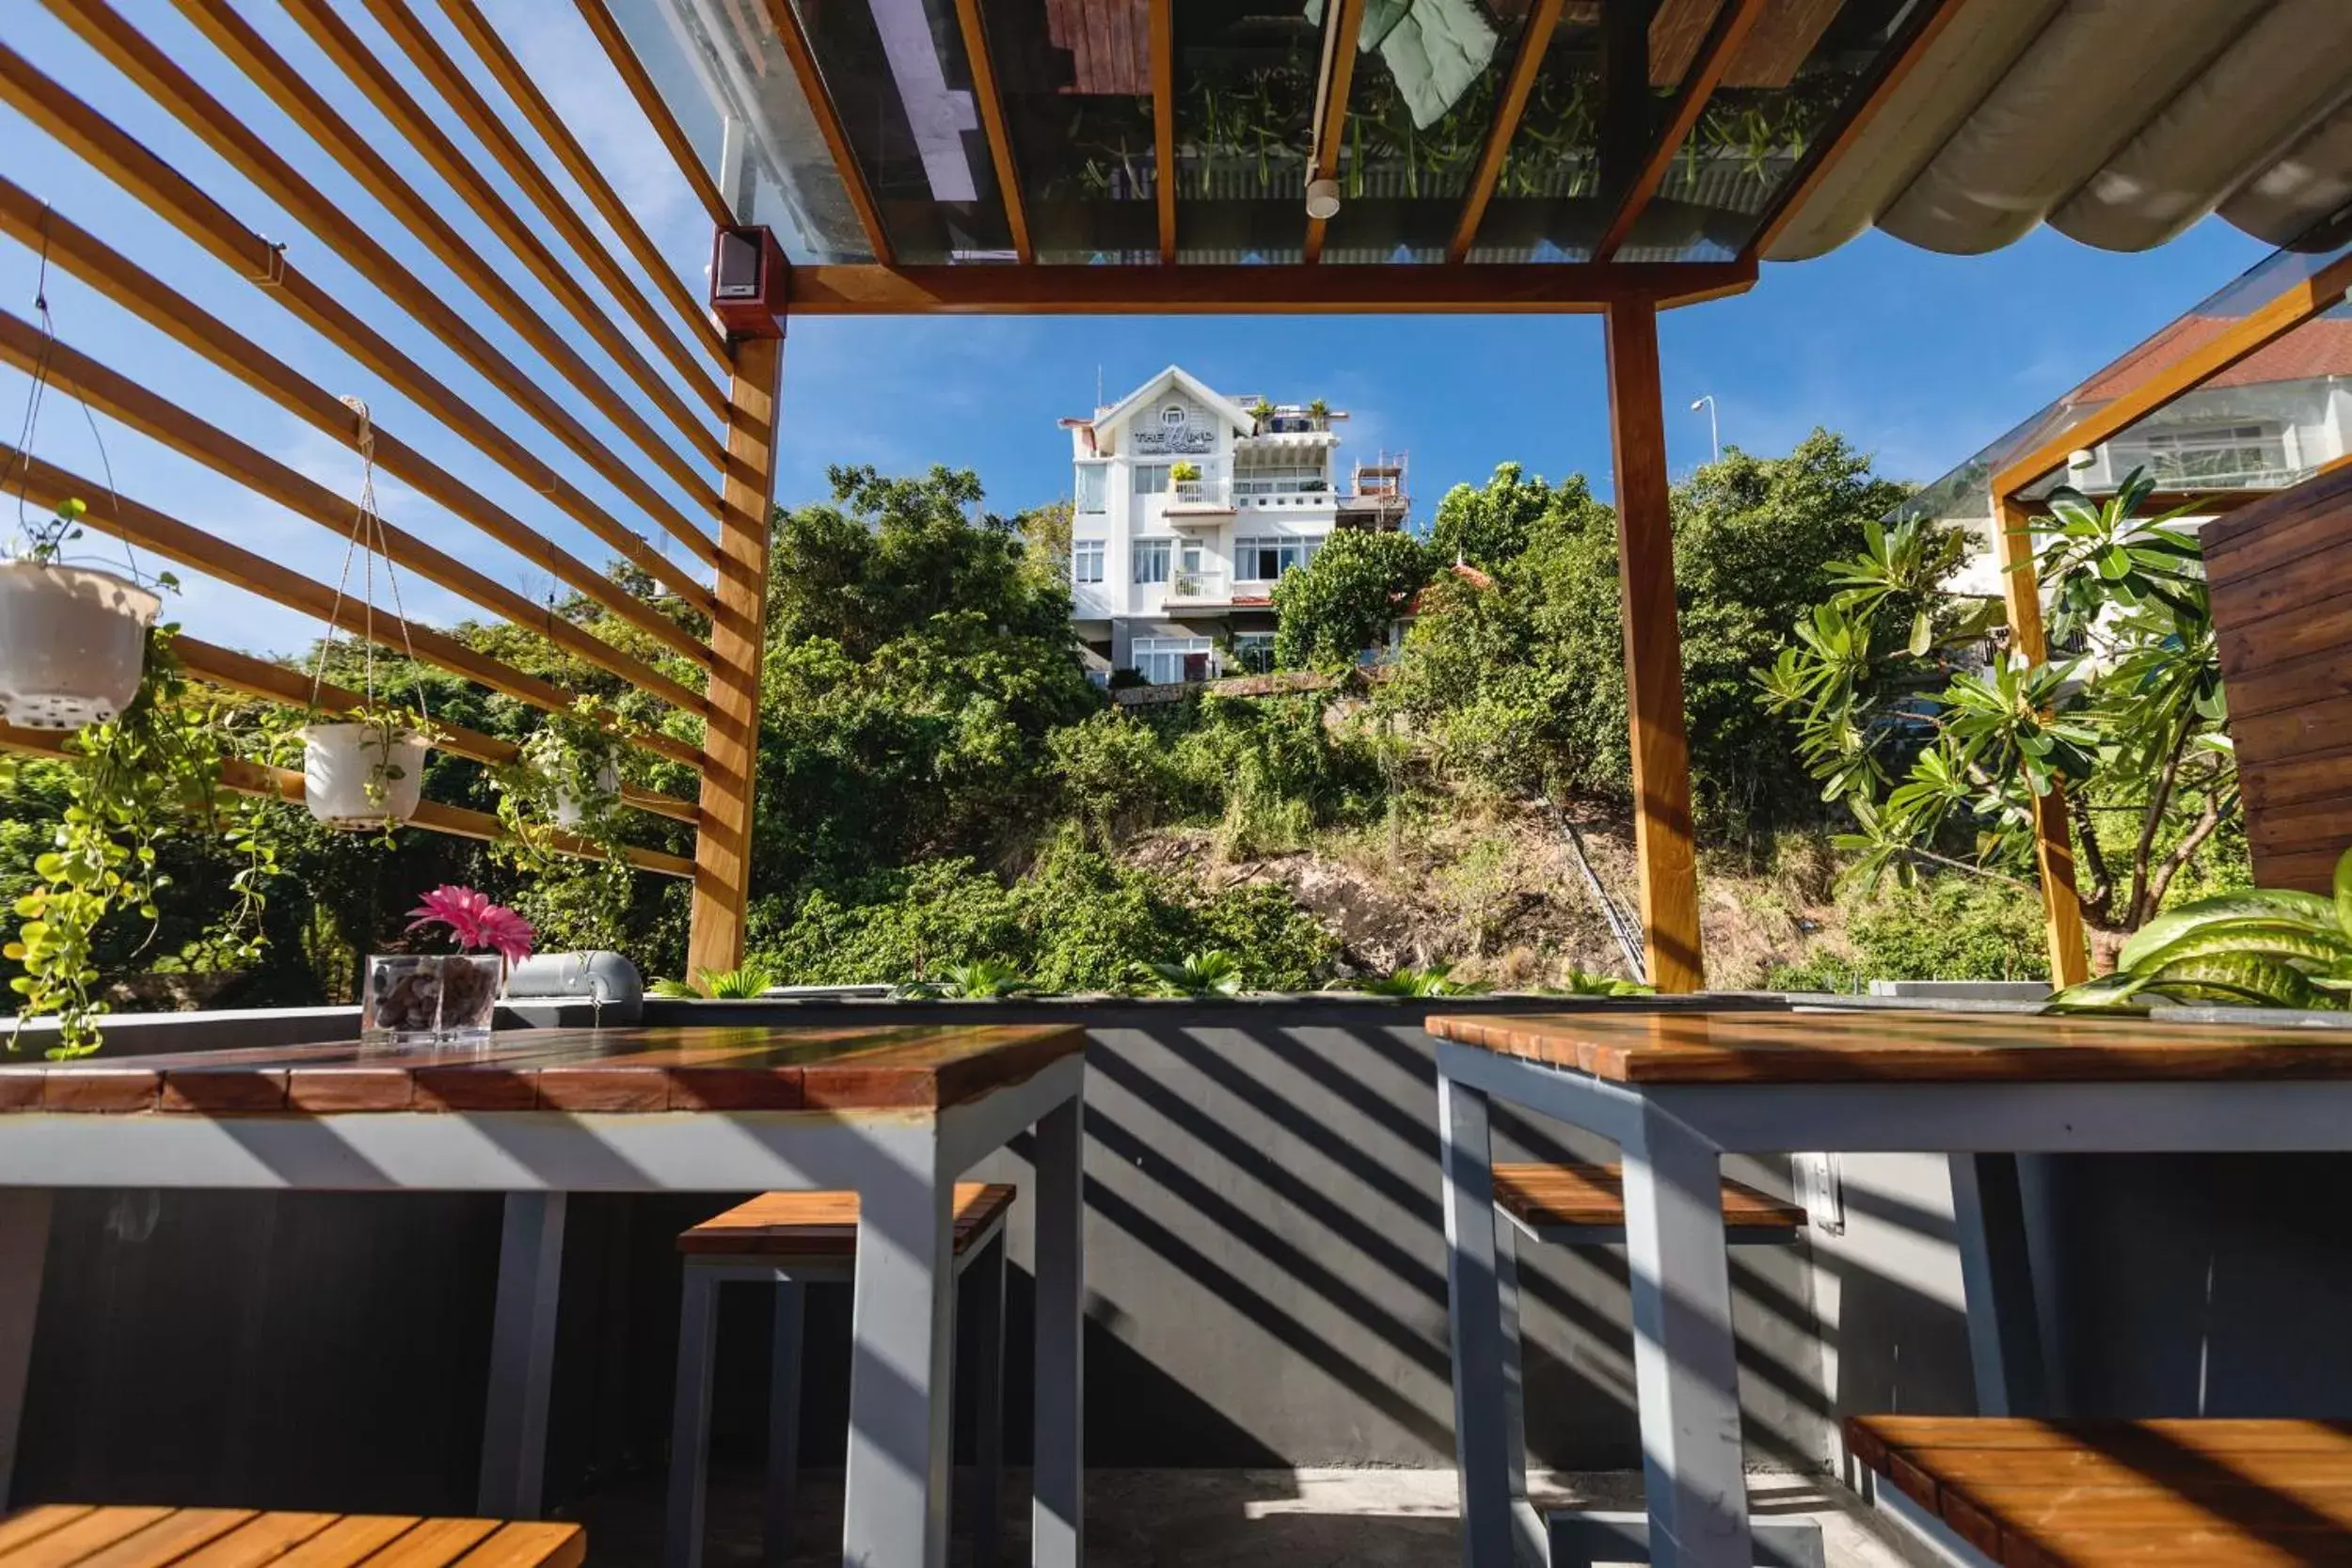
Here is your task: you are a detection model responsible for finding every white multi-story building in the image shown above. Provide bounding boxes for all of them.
[1063,366,1406,684]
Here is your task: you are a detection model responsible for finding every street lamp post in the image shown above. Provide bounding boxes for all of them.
[1691,395,1719,465]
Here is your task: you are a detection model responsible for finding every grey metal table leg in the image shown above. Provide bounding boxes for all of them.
[765,1279,805,1568]
[1497,1220,1547,1567]
[1439,1071,1514,1568]
[843,1141,960,1568]
[480,1191,566,1518]
[0,1189,51,1513]
[1947,1154,2049,1418]
[1621,1104,1749,1568]
[666,1265,722,1568]
[1033,1095,1085,1568]
[971,1231,1008,1567]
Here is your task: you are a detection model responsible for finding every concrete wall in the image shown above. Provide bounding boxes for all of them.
[8,997,1979,1517]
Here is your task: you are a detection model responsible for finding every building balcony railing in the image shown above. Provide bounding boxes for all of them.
[1170,477,1231,507]
[1166,569,1228,603]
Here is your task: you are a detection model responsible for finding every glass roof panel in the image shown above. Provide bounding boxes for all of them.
[786,0,1018,261]
[1318,0,1532,264]
[990,0,1162,264]
[1170,4,1323,264]
[1462,5,1604,261]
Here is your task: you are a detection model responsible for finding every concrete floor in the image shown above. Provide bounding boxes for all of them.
[580,1465,1921,1566]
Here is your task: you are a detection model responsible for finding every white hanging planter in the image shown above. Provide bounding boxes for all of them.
[302,722,428,830]
[0,561,162,730]
[551,761,622,829]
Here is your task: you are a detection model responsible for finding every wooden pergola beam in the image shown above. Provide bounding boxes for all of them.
[787,260,1756,314]
[0,725,694,879]
[1448,0,1565,263]
[1604,299,1704,990]
[356,0,729,381]
[1302,0,1369,264]
[950,0,1031,262]
[1746,0,1962,261]
[0,319,712,721]
[2,28,723,571]
[0,187,716,662]
[1152,0,1177,263]
[431,0,728,369]
[160,0,726,490]
[1594,0,1769,262]
[0,445,706,775]
[762,0,897,264]
[176,638,703,827]
[569,0,734,228]
[1993,491,2090,988]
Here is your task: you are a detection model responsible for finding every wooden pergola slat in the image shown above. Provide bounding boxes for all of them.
[1993,492,2090,989]
[174,638,703,828]
[430,0,729,371]
[162,0,727,494]
[760,0,898,264]
[0,726,695,878]
[0,187,715,667]
[950,0,1032,262]
[787,259,1757,313]
[0,320,712,721]
[1448,0,1565,264]
[353,0,729,385]
[1302,0,1368,264]
[2,28,724,571]
[1593,0,1769,262]
[570,0,735,228]
[0,446,706,775]
[1151,0,1176,262]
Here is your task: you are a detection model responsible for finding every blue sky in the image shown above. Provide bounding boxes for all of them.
[1,2,2273,658]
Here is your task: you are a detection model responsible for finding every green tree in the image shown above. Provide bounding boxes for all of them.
[1271,529,1433,670]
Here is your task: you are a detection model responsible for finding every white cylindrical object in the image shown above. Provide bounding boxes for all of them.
[552,761,622,829]
[302,723,427,829]
[0,562,161,730]
[1304,178,1342,220]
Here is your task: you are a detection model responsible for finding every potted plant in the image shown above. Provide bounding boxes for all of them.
[302,702,437,831]
[1169,460,1202,485]
[364,884,535,1045]
[1307,398,1330,426]
[0,499,167,731]
[1248,398,1275,433]
[495,698,632,838]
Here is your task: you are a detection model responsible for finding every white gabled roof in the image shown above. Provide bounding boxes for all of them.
[1092,365,1255,440]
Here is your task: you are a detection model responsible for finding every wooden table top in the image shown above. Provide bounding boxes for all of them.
[0,1024,1084,1115]
[1426,1009,2352,1085]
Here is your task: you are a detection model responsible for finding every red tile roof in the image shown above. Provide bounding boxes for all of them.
[2069,313,2352,403]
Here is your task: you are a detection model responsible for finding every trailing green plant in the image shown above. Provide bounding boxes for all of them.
[490,697,641,935]
[2049,845,2352,1011]
[10,496,85,566]
[1136,948,1244,997]
[7,628,278,1056]
[648,963,777,1000]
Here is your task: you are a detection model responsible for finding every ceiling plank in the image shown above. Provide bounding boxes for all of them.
[950,0,1031,261]
[1747,0,1963,261]
[760,0,897,264]
[1593,0,1770,262]
[1152,0,1176,262]
[1449,0,1566,263]
[1302,0,1368,263]
[789,259,1756,314]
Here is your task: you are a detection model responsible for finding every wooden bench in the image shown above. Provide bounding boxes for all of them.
[1850,1415,2352,1566]
[0,1507,582,1568]
[668,1185,1017,1568]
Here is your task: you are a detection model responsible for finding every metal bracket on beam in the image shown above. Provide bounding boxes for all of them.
[709,224,788,341]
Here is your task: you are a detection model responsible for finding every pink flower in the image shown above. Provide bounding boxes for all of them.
[407,884,536,965]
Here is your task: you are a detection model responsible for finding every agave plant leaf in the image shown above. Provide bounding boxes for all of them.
[2115,889,2344,973]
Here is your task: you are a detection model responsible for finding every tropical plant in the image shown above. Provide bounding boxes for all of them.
[1137,948,1244,997]
[2049,846,2352,1011]
[1271,528,1432,671]
[1168,460,1201,484]
[1342,962,1486,997]
[1248,397,1276,429]
[1558,970,1657,997]
[894,958,1039,1000]
[649,963,778,1000]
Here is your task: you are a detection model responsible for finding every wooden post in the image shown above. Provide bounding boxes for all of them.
[687,334,782,976]
[1604,300,1705,991]
[1994,494,2090,987]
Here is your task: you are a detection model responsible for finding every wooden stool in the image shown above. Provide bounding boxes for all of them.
[0,1506,582,1568]
[1492,1163,1815,1566]
[666,1183,1017,1568]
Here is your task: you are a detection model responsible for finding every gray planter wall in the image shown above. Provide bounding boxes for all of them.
[9,997,1978,1516]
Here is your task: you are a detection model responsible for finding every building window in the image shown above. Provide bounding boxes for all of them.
[1075,464,1107,514]
[1234,534,1319,581]
[1134,464,1170,496]
[1160,404,1187,428]
[2131,422,2290,487]
[1133,538,1171,584]
[1072,539,1104,584]
[1232,632,1276,673]
[1132,635,1212,686]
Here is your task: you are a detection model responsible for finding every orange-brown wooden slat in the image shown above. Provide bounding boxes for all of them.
[1449,0,1565,262]
[65,1510,257,1568]
[569,0,734,227]
[1492,1162,1803,1229]
[950,0,1031,261]
[0,1510,175,1568]
[6,21,723,565]
[1149,0,1176,262]
[680,1182,1018,1257]
[440,1524,583,1568]
[164,1513,340,1568]
[0,1509,98,1560]
[1593,0,1769,261]
[1301,0,1366,264]
[333,1519,500,1568]
[760,0,895,264]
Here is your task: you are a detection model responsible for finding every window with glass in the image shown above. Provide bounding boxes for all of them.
[1132,636,1212,686]
[1073,539,1105,584]
[1134,464,1171,496]
[1234,534,1319,580]
[1232,632,1276,674]
[2128,422,2292,487]
[1075,464,1108,514]
[1133,538,1171,583]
